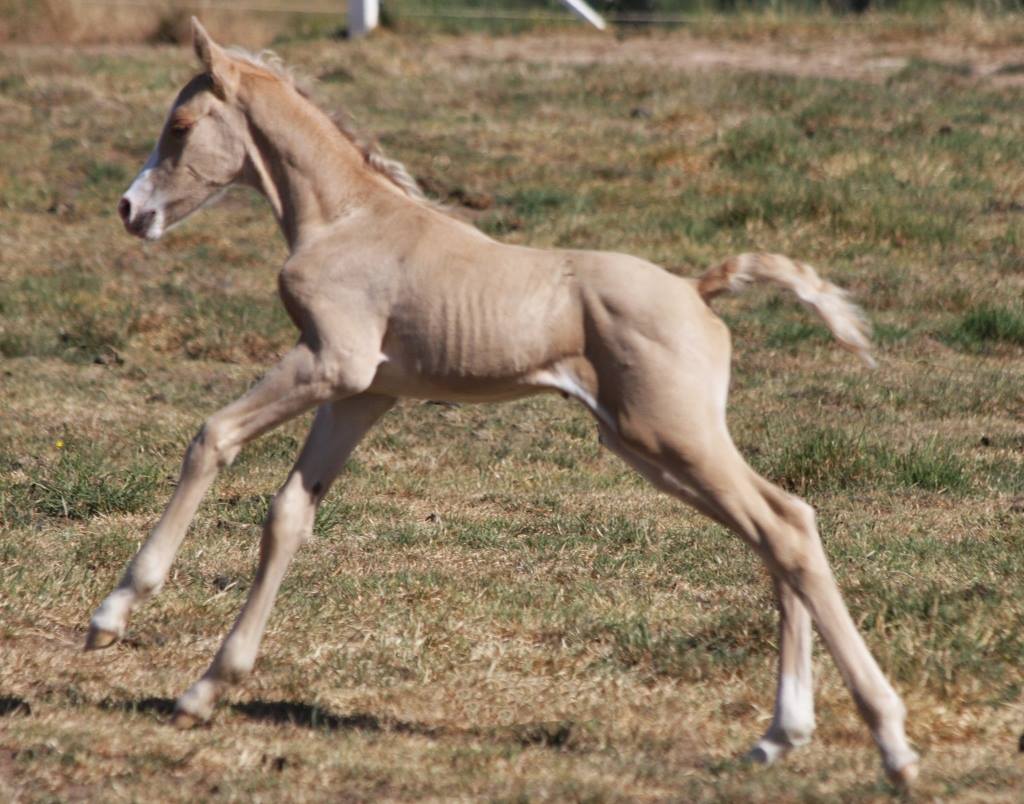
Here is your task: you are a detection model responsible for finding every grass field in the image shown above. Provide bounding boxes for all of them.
[2,14,1024,801]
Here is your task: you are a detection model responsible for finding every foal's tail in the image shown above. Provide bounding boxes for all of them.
[697,252,875,367]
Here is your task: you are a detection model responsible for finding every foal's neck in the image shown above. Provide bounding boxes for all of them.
[239,80,401,252]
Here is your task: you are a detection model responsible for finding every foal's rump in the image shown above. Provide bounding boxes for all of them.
[565,253,731,439]
[565,248,876,443]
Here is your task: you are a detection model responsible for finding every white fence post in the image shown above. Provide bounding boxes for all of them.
[560,0,606,30]
[347,0,605,37]
[348,0,379,38]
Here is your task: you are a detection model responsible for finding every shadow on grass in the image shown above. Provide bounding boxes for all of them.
[0,695,32,717]
[100,696,177,717]
[97,695,580,749]
[232,700,407,734]
[233,699,579,749]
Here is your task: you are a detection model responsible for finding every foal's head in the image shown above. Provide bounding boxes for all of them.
[118,19,250,240]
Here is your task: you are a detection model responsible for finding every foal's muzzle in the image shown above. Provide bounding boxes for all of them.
[118,196,156,239]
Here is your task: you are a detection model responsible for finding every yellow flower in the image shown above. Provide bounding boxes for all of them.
[55,439,64,449]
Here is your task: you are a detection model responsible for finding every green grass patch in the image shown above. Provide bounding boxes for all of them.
[946,304,1024,350]
[17,441,161,521]
[0,267,135,363]
[761,427,970,495]
[587,607,775,680]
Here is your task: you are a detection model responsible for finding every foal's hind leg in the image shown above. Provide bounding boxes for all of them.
[748,575,814,764]
[86,344,367,650]
[598,412,917,785]
[173,393,394,726]
[598,425,813,761]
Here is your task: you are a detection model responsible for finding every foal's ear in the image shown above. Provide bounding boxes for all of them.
[190,17,239,99]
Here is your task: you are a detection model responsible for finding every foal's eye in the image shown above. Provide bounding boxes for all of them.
[169,121,193,139]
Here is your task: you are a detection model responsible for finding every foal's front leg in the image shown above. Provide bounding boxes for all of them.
[86,344,346,650]
[173,394,395,725]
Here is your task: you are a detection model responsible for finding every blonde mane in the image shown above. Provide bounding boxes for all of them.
[225,47,428,203]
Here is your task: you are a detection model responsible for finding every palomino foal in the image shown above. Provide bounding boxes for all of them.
[89,18,918,786]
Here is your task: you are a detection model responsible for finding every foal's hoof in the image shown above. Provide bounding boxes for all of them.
[84,625,119,651]
[171,710,203,730]
[745,741,788,766]
[886,758,919,790]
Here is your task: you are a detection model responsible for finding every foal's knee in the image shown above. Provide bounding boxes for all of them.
[760,494,827,582]
[264,480,316,550]
[784,497,818,539]
[186,419,241,473]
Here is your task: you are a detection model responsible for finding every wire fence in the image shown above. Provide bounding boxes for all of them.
[67,0,876,26]
[73,0,342,12]
[68,0,709,30]
[65,0,1020,36]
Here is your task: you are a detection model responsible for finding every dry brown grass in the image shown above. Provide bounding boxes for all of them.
[2,18,1023,802]
[0,0,326,45]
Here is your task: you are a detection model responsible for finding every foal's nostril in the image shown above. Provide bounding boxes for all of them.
[118,197,131,224]
[136,209,155,234]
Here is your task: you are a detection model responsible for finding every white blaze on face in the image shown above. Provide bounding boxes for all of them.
[120,149,167,240]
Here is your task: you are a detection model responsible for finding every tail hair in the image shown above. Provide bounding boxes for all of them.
[697,252,875,367]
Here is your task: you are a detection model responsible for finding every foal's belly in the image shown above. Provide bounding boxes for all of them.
[367,351,555,403]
